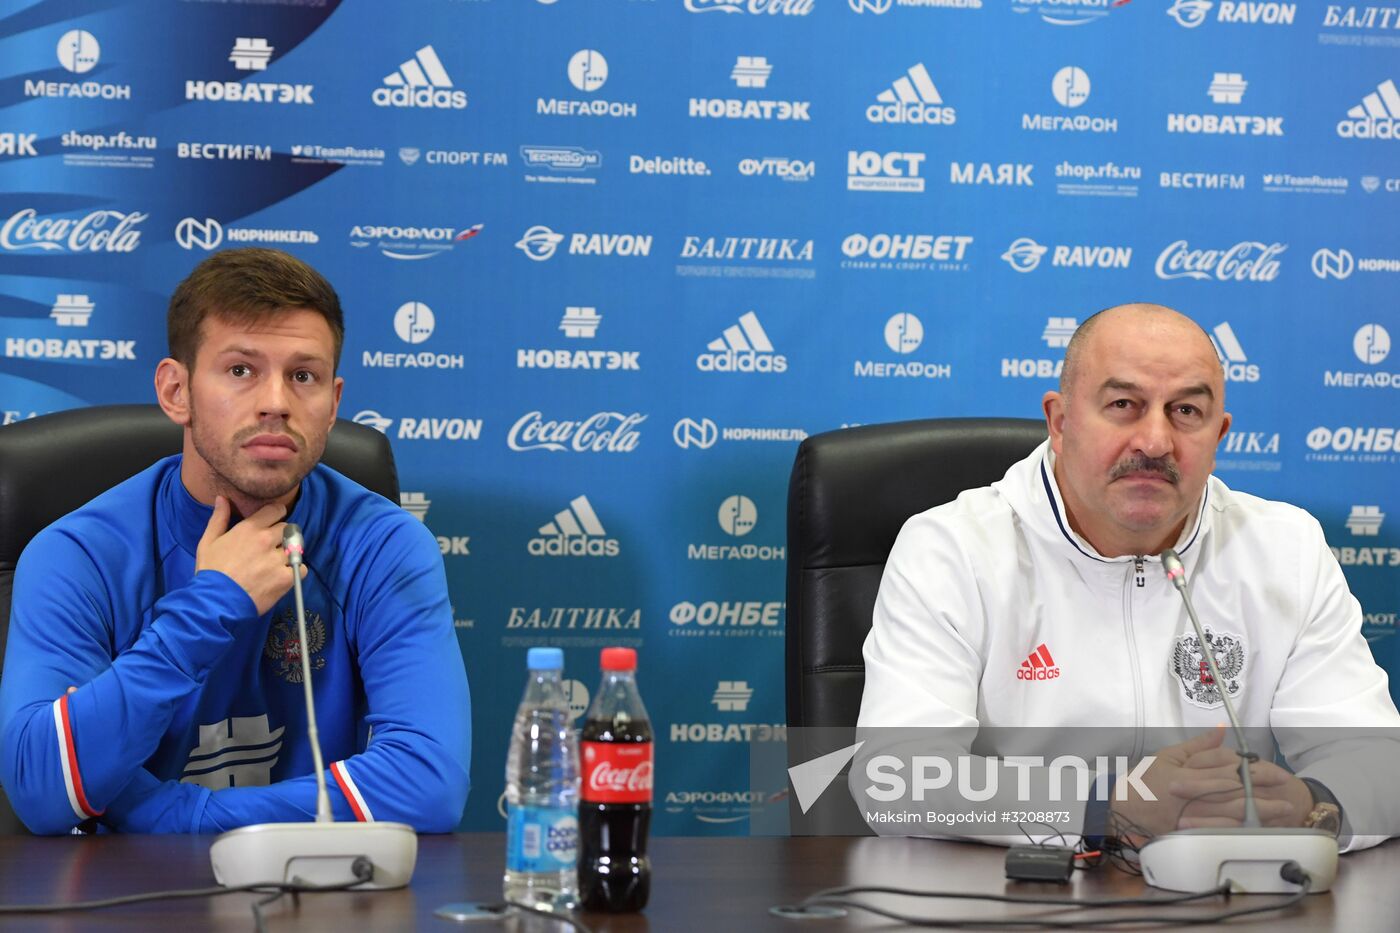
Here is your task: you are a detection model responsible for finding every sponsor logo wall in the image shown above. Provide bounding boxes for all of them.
[1,0,1394,836]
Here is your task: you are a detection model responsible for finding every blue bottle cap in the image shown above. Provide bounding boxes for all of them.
[527,647,564,670]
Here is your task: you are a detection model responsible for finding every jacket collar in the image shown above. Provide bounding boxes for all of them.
[998,440,1211,565]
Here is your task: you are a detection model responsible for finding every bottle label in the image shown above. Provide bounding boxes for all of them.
[506,805,579,873]
[581,741,653,804]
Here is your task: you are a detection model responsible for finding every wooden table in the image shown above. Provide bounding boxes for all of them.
[1,832,1397,931]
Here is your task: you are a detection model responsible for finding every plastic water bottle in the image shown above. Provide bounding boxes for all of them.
[504,647,580,912]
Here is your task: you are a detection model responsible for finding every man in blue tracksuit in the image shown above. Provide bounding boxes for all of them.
[0,248,471,834]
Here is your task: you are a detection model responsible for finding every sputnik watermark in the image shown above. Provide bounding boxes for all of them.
[865,755,1156,803]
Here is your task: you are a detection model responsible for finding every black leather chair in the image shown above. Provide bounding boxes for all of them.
[783,418,1047,834]
[785,418,1048,729]
[0,404,400,833]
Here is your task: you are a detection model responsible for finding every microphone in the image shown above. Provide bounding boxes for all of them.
[1160,549,1260,827]
[1134,549,1338,894]
[208,523,418,890]
[283,524,332,824]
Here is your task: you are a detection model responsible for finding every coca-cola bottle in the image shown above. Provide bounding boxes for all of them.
[578,647,652,912]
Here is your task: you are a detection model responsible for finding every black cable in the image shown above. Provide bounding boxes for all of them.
[802,883,1308,929]
[0,860,373,922]
[783,872,1312,928]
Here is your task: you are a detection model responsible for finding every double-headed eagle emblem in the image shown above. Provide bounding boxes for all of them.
[1172,626,1246,709]
[264,608,327,684]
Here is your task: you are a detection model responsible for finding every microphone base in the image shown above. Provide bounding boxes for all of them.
[1138,827,1338,893]
[210,821,418,890]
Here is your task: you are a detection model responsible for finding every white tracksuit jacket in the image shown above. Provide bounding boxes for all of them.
[858,440,1400,850]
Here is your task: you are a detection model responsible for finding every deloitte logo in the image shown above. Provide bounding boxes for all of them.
[1338,79,1400,139]
[1210,322,1260,383]
[1355,324,1391,364]
[528,495,620,557]
[373,45,467,110]
[57,30,100,73]
[697,312,787,373]
[718,495,758,537]
[567,50,608,92]
[867,63,955,125]
[884,313,923,354]
[1051,67,1090,108]
[393,301,435,344]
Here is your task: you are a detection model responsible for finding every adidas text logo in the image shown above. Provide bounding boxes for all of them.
[866,63,955,125]
[528,495,620,557]
[1016,643,1060,681]
[373,46,467,110]
[697,312,788,373]
[1211,322,1260,382]
[1337,79,1400,139]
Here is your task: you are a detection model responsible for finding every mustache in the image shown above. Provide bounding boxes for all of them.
[1111,454,1180,484]
[233,423,307,450]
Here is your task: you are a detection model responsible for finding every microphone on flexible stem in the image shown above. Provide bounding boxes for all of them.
[1160,549,1260,829]
[1134,548,1338,894]
[207,523,417,890]
[283,524,333,824]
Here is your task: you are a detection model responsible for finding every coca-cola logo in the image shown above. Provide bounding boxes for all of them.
[587,760,654,794]
[684,0,814,14]
[507,410,645,453]
[0,208,146,253]
[1154,240,1285,283]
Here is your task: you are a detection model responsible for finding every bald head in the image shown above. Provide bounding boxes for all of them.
[1059,303,1224,400]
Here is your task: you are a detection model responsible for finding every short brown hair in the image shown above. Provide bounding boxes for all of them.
[167,248,344,370]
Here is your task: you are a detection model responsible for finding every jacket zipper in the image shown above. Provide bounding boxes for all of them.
[1122,560,1146,759]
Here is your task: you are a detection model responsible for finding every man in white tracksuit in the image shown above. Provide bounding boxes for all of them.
[858,303,1400,850]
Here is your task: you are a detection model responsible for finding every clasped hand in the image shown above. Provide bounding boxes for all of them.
[1110,727,1314,839]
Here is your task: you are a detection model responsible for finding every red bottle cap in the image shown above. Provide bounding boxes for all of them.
[600,647,637,671]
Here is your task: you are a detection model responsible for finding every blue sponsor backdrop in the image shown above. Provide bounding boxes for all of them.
[1,0,1397,833]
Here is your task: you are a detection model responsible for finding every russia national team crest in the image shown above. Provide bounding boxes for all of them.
[264,608,327,683]
[1171,626,1246,709]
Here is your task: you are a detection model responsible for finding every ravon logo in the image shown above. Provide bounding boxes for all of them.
[1168,1,1296,27]
[529,495,620,557]
[515,225,564,261]
[373,46,466,109]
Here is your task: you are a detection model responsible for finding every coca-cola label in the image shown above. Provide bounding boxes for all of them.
[0,208,146,253]
[507,410,645,453]
[581,741,653,803]
[1153,240,1285,282]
